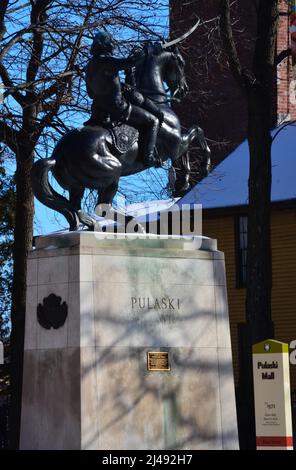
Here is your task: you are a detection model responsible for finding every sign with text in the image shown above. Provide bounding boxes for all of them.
[252,339,293,450]
[147,352,170,371]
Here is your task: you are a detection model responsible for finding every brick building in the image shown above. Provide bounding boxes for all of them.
[170,0,296,166]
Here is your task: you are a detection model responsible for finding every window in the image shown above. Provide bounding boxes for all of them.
[236,215,248,287]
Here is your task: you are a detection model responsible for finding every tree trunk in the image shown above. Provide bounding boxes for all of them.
[9,144,34,449]
[239,65,274,450]
[246,89,274,343]
[218,0,278,450]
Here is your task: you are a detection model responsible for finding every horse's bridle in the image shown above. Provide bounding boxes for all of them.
[134,48,187,104]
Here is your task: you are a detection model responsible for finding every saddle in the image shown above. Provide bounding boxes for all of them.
[108,124,139,155]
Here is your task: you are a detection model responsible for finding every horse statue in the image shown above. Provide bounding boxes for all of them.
[31,40,211,232]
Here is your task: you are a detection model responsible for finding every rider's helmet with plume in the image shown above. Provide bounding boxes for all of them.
[91,30,114,55]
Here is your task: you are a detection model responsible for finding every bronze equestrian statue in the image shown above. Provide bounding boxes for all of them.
[84,31,164,168]
[31,31,211,232]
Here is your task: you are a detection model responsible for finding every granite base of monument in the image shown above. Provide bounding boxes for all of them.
[20,232,239,450]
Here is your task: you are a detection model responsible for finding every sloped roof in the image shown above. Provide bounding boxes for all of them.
[178,124,296,209]
[126,198,178,218]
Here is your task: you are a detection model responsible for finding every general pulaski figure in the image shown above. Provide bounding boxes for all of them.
[84,31,164,167]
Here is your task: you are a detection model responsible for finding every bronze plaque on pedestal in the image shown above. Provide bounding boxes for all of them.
[147,352,170,371]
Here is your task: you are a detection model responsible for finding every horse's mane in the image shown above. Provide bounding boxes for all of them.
[127,42,161,87]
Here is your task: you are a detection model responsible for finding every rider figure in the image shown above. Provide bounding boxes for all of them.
[84,31,164,168]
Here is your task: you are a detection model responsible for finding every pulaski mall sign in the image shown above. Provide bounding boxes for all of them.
[257,360,278,380]
[252,340,294,450]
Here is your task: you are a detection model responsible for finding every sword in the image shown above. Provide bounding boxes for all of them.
[162,19,201,49]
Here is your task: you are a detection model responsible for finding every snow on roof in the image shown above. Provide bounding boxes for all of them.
[177,124,296,209]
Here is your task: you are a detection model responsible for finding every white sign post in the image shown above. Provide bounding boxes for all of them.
[252,339,293,450]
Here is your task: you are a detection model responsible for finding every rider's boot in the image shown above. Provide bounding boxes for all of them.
[142,116,161,168]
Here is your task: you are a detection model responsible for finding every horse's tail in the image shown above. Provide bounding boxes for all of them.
[31,158,80,230]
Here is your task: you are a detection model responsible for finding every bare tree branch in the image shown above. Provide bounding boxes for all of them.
[0,0,9,39]
[0,62,29,106]
[275,47,291,66]
[272,120,296,142]
[4,70,77,95]
[219,0,245,90]
[7,2,31,15]
[26,1,52,85]
[0,120,19,154]
[0,26,33,61]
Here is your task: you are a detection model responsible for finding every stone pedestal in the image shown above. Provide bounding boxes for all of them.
[20,232,239,450]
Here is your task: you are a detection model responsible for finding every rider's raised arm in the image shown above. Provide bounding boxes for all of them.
[94,51,144,73]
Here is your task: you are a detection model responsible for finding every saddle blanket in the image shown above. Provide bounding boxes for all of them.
[108,124,139,155]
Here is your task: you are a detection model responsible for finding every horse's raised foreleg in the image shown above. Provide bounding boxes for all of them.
[178,125,211,177]
[194,126,211,177]
[173,152,191,195]
[172,126,211,196]
[179,125,210,162]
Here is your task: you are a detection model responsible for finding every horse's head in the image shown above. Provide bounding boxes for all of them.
[133,42,188,103]
[162,45,188,102]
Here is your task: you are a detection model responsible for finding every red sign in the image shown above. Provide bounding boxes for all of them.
[256,436,293,447]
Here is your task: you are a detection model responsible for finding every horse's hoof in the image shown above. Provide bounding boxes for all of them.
[69,221,80,231]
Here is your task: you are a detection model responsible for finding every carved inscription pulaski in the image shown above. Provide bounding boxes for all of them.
[131,297,180,310]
